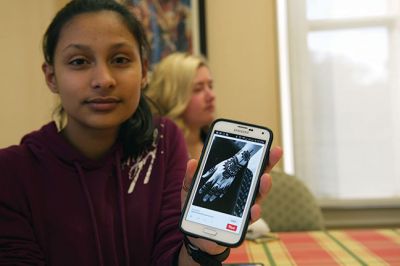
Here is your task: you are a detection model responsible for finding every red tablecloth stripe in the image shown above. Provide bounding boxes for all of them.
[277,232,339,265]
[345,229,400,264]
[226,241,251,263]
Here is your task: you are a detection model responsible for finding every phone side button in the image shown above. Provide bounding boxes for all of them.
[203,228,218,236]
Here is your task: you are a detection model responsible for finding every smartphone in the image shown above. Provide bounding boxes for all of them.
[180,118,273,247]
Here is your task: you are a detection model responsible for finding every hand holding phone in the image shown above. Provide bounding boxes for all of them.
[180,119,273,247]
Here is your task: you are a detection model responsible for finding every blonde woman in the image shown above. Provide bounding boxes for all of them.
[146,52,216,159]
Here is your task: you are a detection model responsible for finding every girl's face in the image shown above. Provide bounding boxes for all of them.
[43,11,146,134]
[182,65,216,129]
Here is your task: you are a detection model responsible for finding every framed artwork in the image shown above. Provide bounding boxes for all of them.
[125,0,207,68]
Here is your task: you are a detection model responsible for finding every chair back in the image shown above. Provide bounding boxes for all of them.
[261,171,325,232]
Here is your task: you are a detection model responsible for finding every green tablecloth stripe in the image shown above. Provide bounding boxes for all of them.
[262,242,277,266]
[325,231,368,266]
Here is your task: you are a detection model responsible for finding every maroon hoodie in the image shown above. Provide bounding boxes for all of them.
[0,118,188,265]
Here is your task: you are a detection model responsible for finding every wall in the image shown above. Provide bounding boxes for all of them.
[0,1,58,148]
[321,199,400,229]
[206,0,282,154]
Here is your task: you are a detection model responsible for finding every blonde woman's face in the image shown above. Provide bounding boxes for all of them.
[182,66,216,128]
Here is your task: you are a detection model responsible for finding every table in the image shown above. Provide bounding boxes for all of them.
[225,229,400,265]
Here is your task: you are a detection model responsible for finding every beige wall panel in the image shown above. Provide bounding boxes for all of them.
[56,0,69,10]
[206,0,282,150]
[0,1,58,147]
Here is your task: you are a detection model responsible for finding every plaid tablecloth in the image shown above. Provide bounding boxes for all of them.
[225,229,400,265]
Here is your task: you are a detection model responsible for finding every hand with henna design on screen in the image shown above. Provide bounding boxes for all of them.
[198,143,262,202]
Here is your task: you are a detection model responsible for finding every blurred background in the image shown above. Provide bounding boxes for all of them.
[0,0,399,229]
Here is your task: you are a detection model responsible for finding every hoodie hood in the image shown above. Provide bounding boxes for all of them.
[21,122,122,171]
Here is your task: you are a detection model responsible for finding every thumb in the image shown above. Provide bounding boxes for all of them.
[181,159,198,207]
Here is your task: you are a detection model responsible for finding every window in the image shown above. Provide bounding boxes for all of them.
[279,0,400,199]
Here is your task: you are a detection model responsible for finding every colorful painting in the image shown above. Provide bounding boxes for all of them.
[125,0,197,67]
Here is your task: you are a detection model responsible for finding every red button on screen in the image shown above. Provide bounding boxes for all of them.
[226,224,237,231]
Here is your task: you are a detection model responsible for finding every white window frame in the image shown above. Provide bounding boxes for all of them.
[278,0,400,202]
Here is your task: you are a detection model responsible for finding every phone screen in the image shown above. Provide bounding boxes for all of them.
[185,130,267,235]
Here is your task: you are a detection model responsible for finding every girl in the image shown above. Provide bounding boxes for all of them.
[0,0,282,265]
[145,52,216,159]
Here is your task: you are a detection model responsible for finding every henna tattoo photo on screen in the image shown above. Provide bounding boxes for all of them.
[193,136,262,217]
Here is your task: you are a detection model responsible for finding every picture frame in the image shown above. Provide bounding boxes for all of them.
[124,0,207,69]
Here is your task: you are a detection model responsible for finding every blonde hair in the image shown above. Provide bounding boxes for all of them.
[145,52,208,134]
